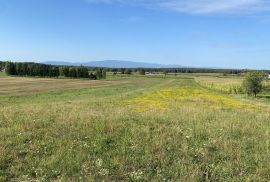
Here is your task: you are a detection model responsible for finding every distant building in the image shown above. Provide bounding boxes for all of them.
[268,74,270,79]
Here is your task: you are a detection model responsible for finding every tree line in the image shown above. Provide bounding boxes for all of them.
[2,60,270,79]
[60,66,106,79]
[4,62,106,79]
[0,61,5,71]
[107,67,245,75]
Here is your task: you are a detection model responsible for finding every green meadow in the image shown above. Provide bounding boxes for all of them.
[1,74,270,181]
[0,72,6,77]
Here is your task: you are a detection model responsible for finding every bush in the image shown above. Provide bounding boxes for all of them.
[124,69,132,75]
[139,69,146,75]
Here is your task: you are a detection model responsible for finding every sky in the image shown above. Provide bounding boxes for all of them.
[0,0,270,69]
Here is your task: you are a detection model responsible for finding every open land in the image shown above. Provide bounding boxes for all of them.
[1,74,270,181]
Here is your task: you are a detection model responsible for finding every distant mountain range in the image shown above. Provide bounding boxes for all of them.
[44,60,182,68]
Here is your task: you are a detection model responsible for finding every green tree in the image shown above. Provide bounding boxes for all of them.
[22,63,28,75]
[102,69,106,79]
[52,67,60,77]
[120,68,125,74]
[5,62,16,75]
[94,68,103,79]
[163,70,168,76]
[242,71,265,97]
[60,67,70,77]
[69,67,77,78]
[77,66,89,78]
[139,69,146,75]
[124,69,132,75]
[16,63,23,76]
[89,72,97,80]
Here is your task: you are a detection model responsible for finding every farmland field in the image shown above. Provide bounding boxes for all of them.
[1,75,270,181]
[195,76,244,94]
[196,75,270,101]
[0,77,123,96]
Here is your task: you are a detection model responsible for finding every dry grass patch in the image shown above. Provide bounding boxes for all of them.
[0,77,123,96]
[195,76,243,94]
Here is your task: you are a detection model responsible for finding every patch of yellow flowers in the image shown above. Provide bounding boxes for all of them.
[124,87,256,112]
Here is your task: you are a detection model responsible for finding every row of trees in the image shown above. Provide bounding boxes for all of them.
[4,62,106,79]
[2,60,270,75]
[107,67,245,75]
[5,62,60,77]
[60,66,106,79]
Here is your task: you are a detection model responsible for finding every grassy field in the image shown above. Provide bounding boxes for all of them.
[0,72,6,77]
[0,77,123,96]
[195,75,270,101]
[1,75,270,181]
[195,76,244,94]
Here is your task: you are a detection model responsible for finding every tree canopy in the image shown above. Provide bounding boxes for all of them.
[4,62,106,80]
[242,71,265,97]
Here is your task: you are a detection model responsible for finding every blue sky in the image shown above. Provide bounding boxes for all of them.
[1,0,270,69]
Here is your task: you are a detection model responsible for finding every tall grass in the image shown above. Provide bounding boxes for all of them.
[195,76,244,94]
[0,76,270,181]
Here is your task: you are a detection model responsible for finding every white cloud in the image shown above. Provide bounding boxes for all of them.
[84,0,270,14]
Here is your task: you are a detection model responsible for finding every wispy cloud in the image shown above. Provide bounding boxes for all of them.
[84,0,270,14]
